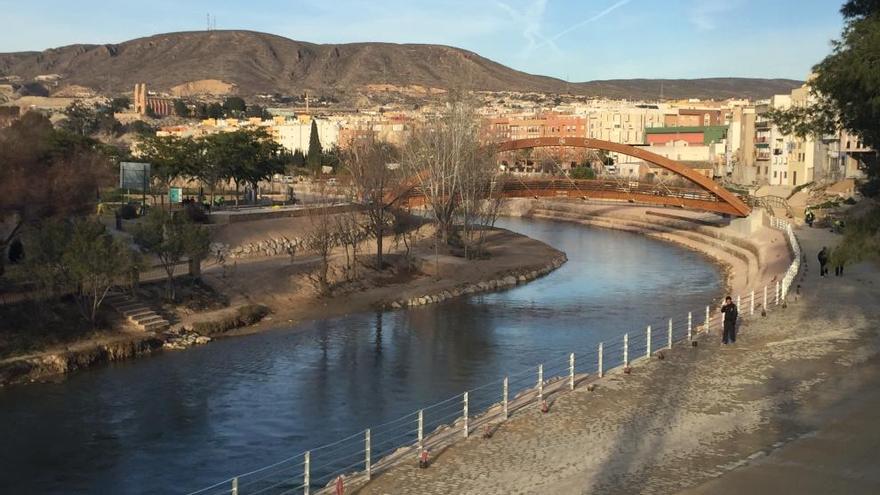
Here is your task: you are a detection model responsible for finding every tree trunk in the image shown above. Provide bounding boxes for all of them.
[376,227,384,269]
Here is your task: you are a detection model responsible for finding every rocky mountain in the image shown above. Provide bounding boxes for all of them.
[0,30,803,100]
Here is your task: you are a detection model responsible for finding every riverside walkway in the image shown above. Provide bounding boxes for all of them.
[359,226,880,494]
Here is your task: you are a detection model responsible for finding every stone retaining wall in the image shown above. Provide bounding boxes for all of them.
[380,253,568,310]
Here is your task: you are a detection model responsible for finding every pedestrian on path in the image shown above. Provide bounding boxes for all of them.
[831,247,847,277]
[721,296,738,344]
[818,246,829,277]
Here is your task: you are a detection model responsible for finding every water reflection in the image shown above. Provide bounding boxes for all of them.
[0,217,720,494]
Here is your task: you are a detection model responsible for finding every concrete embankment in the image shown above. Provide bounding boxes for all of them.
[507,199,790,297]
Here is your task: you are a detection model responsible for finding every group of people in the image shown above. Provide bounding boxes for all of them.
[817,246,846,277]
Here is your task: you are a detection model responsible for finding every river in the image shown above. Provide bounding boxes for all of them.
[0,217,721,494]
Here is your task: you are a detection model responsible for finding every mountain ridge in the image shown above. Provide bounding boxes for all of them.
[0,30,804,101]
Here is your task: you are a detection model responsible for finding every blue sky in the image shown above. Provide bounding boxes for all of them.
[0,0,844,81]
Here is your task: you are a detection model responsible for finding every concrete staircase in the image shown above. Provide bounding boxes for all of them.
[106,294,170,332]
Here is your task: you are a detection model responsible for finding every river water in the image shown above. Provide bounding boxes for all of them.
[0,218,721,494]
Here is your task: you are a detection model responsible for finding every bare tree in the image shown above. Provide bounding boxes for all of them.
[303,203,336,295]
[402,98,484,244]
[459,142,502,258]
[334,210,364,282]
[344,138,401,269]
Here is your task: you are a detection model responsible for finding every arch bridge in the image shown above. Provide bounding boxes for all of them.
[393,137,751,218]
[495,137,751,217]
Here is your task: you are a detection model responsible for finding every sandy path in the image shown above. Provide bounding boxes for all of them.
[356,225,880,494]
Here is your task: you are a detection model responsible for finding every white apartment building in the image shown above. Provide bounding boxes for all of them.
[273,119,341,154]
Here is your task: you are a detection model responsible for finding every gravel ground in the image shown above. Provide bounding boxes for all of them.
[357,225,880,495]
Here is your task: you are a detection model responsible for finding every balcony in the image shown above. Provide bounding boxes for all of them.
[756,152,771,161]
[755,120,771,129]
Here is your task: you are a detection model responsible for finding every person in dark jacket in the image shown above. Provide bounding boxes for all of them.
[721,296,738,344]
[818,246,829,277]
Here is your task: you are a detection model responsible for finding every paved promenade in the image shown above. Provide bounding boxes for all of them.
[359,226,880,494]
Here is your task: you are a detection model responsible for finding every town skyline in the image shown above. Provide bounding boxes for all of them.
[0,0,844,81]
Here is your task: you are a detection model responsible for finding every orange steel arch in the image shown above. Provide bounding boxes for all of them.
[497,137,751,217]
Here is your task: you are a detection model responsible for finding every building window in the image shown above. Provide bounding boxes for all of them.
[773,171,777,178]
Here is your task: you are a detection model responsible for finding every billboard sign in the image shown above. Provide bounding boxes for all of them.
[119,162,151,191]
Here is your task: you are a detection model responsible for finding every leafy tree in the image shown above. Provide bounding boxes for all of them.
[245,105,268,119]
[96,108,123,136]
[292,149,306,168]
[132,209,210,300]
[110,96,131,113]
[307,120,322,170]
[570,166,596,180]
[322,144,342,171]
[63,220,138,324]
[223,97,247,117]
[207,102,224,119]
[23,219,137,325]
[62,101,99,136]
[194,102,209,119]
[768,0,880,196]
[0,112,112,279]
[136,135,200,204]
[173,100,191,118]
[203,129,283,204]
[127,120,155,136]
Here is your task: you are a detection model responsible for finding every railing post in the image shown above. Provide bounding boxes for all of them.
[502,377,509,419]
[646,326,652,358]
[705,305,710,333]
[537,364,544,402]
[763,285,768,310]
[569,353,575,390]
[750,290,755,316]
[687,312,692,341]
[737,295,741,313]
[775,281,780,305]
[231,477,238,495]
[668,318,673,349]
[623,333,629,366]
[598,343,604,378]
[418,409,424,452]
[463,392,469,438]
[303,451,310,495]
[365,429,371,480]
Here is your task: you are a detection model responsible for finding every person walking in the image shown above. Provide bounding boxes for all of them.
[832,247,846,277]
[721,296,738,345]
[818,246,829,277]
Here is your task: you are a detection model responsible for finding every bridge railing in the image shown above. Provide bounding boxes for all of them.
[186,217,801,495]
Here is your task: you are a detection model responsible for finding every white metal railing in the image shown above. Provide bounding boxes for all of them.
[187,216,801,495]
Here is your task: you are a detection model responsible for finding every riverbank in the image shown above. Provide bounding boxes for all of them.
[513,200,791,297]
[358,225,880,494]
[0,226,565,387]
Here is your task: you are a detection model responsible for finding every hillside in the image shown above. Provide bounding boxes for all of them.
[0,30,802,100]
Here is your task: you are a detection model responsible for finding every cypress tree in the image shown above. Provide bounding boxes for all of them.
[307,120,322,170]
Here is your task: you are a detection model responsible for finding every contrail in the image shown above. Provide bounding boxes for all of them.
[538,0,633,47]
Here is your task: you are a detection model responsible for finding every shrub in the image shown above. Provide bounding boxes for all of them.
[237,304,270,325]
[183,202,209,223]
[118,203,138,219]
